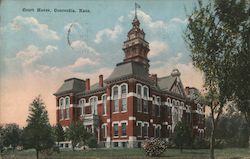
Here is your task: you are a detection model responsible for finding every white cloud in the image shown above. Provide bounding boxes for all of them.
[71,40,99,55]
[130,10,166,29]
[16,45,42,66]
[170,17,188,24]
[4,16,60,40]
[64,22,82,32]
[149,41,168,57]
[94,24,123,43]
[45,45,58,53]
[118,16,124,23]
[68,57,96,69]
[15,44,58,66]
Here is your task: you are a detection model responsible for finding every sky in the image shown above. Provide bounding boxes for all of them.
[0,0,205,127]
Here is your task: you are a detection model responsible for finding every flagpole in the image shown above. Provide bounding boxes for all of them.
[135,2,137,18]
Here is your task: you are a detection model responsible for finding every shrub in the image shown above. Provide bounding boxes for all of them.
[87,136,97,148]
[142,138,167,157]
[192,137,209,149]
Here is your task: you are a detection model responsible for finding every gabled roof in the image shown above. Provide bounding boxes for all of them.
[158,75,177,91]
[105,61,150,83]
[54,78,85,96]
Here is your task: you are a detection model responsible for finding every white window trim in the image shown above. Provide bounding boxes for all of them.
[121,97,127,113]
[120,83,128,97]
[143,122,149,137]
[79,98,86,116]
[65,96,70,108]
[102,123,107,138]
[136,83,143,97]
[102,94,107,116]
[59,97,65,109]
[136,121,143,137]
[142,85,149,99]
[89,96,98,115]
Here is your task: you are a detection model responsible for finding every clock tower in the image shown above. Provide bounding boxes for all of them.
[122,13,150,72]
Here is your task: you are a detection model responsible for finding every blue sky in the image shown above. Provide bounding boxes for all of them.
[0,0,204,126]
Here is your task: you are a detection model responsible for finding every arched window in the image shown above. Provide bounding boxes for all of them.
[113,86,119,112]
[79,98,85,116]
[136,84,142,96]
[102,95,107,115]
[156,97,161,117]
[143,86,149,98]
[65,96,70,119]
[121,84,127,112]
[90,96,98,115]
[167,98,171,106]
[59,98,64,120]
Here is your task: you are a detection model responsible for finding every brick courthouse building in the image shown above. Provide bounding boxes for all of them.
[54,13,205,148]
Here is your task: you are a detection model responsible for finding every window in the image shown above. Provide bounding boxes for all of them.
[137,122,142,137]
[121,123,127,136]
[121,85,127,96]
[167,98,171,106]
[90,97,98,115]
[113,86,119,112]
[143,86,148,98]
[155,126,161,138]
[114,123,118,137]
[65,97,70,119]
[143,123,148,137]
[156,97,161,117]
[59,98,64,119]
[121,84,127,112]
[137,98,142,112]
[152,104,155,116]
[167,107,172,116]
[157,105,161,117]
[102,95,107,115]
[143,100,148,113]
[122,98,127,111]
[102,124,107,138]
[137,84,142,96]
[79,99,85,116]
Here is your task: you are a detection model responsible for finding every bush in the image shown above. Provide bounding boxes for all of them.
[142,138,167,157]
[87,136,97,148]
[192,137,209,149]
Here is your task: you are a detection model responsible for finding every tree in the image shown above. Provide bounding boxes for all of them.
[215,0,250,134]
[173,121,192,152]
[185,0,249,158]
[2,123,22,151]
[0,125,4,153]
[22,96,54,159]
[66,121,90,151]
[53,123,65,149]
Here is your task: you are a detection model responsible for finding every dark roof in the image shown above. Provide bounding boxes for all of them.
[54,78,85,96]
[105,61,150,83]
[158,75,177,91]
[90,82,107,90]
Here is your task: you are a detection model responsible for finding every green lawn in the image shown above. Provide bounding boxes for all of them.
[1,148,250,159]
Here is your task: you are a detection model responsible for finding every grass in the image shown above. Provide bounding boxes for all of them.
[1,148,250,159]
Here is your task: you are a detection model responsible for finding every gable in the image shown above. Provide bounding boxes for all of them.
[170,78,185,96]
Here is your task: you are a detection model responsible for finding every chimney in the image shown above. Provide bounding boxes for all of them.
[99,75,103,88]
[86,78,90,91]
